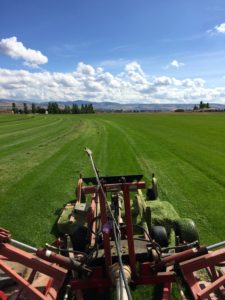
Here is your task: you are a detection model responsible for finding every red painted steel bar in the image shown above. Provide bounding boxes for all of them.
[122,183,136,277]
[0,291,7,300]
[82,181,145,195]
[180,247,225,300]
[198,274,225,299]
[180,247,225,274]
[0,243,66,280]
[162,281,171,300]
[98,187,112,267]
[90,194,98,247]
[0,259,47,300]
[153,246,208,272]
[0,242,67,300]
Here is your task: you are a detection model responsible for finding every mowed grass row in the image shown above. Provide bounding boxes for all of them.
[0,113,225,248]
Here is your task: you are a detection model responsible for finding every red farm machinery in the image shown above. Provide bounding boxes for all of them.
[0,148,225,300]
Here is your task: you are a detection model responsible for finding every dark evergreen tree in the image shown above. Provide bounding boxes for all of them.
[88,104,94,113]
[63,105,71,114]
[12,102,16,113]
[36,106,46,114]
[48,102,60,114]
[31,103,36,113]
[23,103,28,114]
[72,104,80,114]
[199,101,210,109]
[80,104,85,114]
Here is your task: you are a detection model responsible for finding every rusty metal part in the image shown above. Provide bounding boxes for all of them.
[0,228,11,244]
[122,183,136,277]
[0,242,67,300]
[180,246,225,299]
[152,246,208,272]
[98,187,112,267]
[36,248,91,274]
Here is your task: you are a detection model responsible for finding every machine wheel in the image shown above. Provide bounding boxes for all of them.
[175,218,199,244]
[151,225,168,247]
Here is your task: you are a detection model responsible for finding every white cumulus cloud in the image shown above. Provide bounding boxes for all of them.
[214,23,225,33]
[124,61,148,84]
[170,60,185,68]
[207,23,225,35]
[0,62,224,104]
[0,37,48,68]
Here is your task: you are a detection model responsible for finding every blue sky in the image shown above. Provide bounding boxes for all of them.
[0,0,225,103]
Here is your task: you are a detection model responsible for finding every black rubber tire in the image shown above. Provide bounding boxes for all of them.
[151,225,168,247]
[174,218,199,244]
[146,188,157,200]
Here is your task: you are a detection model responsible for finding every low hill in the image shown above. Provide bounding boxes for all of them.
[1,99,225,112]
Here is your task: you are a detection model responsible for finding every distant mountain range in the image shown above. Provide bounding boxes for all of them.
[1,99,225,112]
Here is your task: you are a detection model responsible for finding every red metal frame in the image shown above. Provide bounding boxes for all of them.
[99,187,112,267]
[70,264,175,289]
[77,180,175,299]
[0,291,7,300]
[122,183,136,276]
[82,180,146,275]
[2,177,225,300]
[0,242,67,300]
[179,247,225,300]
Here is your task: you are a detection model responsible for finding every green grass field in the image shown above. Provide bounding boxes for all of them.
[1,112,225,244]
[1,112,225,299]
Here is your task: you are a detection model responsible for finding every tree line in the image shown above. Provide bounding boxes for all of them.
[193,101,210,110]
[11,102,95,114]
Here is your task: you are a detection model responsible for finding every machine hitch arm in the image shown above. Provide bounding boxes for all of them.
[152,240,225,273]
[0,228,91,274]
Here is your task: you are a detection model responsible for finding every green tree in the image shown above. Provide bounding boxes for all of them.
[36,106,46,114]
[72,104,80,114]
[31,103,36,113]
[48,102,60,114]
[199,101,210,109]
[23,103,28,114]
[80,104,85,114]
[88,104,94,113]
[63,105,71,114]
[12,102,16,113]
